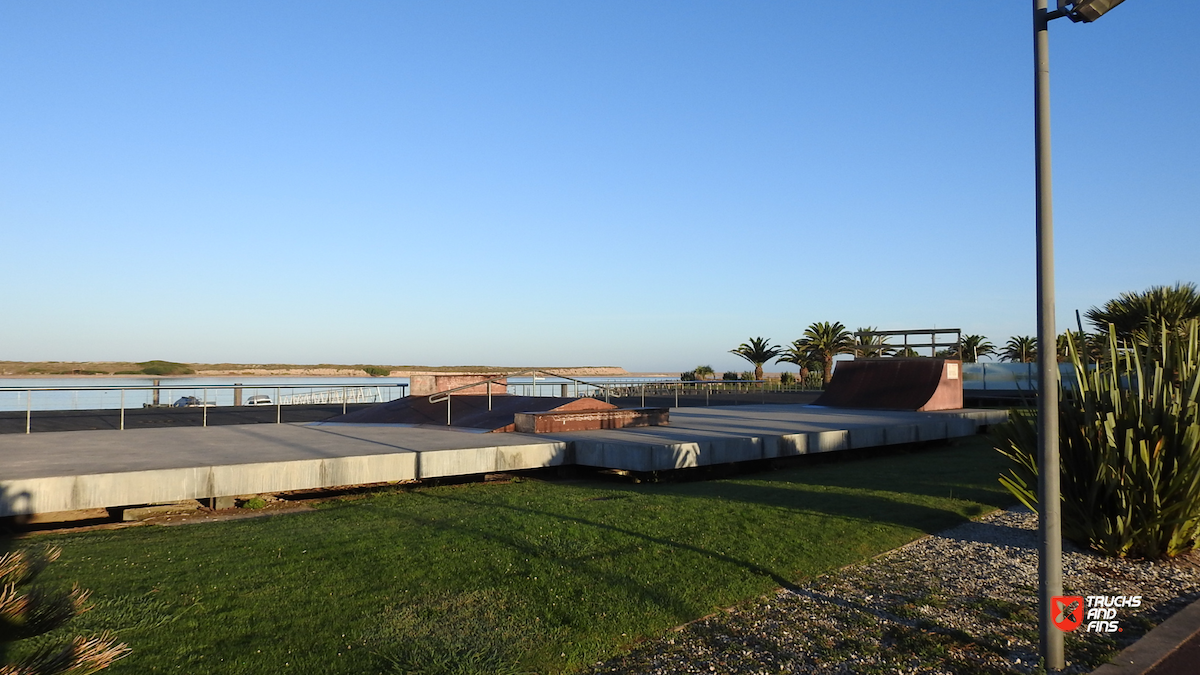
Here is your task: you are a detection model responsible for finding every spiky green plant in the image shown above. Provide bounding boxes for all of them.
[0,548,129,674]
[995,321,1200,559]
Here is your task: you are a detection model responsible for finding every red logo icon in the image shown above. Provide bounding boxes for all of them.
[1052,596,1084,631]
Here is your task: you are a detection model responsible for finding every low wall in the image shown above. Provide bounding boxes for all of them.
[408,374,507,396]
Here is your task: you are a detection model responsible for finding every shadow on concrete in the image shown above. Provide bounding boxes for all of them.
[0,484,33,540]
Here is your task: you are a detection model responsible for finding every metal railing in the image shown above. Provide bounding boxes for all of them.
[427,372,819,426]
[427,370,619,426]
[1,382,408,434]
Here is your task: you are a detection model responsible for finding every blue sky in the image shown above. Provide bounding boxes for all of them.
[2,2,1196,373]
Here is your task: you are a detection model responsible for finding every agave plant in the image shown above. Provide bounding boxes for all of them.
[0,547,130,674]
[995,320,1200,559]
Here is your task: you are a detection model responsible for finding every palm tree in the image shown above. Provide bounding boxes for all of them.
[777,340,820,383]
[1001,335,1038,363]
[729,338,782,382]
[693,365,715,381]
[853,327,893,358]
[1085,282,1200,344]
[795,321,855,386]
[958,334,995,363]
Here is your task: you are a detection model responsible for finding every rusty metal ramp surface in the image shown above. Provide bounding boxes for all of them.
[813,358,963,411]
[325,396,615,432]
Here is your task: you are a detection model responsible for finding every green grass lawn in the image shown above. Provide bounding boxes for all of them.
[8,435,1015,675]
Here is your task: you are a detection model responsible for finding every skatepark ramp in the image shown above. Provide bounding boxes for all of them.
[326,395,619,432]
[814,358,963,411]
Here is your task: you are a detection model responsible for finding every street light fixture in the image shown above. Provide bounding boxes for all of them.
[1032,0,1125,670]
[1066,0,1126,22]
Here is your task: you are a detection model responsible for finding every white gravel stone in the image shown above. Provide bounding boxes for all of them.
[584,507,1200,675]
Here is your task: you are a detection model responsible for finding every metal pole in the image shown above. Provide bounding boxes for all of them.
[203,388,208,428]
[120,389,125,431]
[276,387,281,424]
[25,390,31,434]
[675,384,679,408]
[641,384,645,408]
[1034,0,1063,669]
[343,387,347,415]
[488,381,492,411]
[447,396,451,426]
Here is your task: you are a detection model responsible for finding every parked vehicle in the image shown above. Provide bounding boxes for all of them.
[173,396,216,407]
[245,395,272,406]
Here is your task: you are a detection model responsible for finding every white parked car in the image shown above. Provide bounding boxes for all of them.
[245,395,273,406]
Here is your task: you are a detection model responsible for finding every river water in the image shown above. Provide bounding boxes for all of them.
[0,375,671,412]
[0,377,412,412]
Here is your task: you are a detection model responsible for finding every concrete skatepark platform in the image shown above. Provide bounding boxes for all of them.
[0,404,1007,518]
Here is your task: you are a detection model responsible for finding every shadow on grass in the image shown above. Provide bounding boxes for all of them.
[413,475,977,593]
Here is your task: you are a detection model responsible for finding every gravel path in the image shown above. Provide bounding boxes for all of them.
[585,507,1200,675]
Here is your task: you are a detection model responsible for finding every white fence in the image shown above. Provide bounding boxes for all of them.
[279,387,384,406]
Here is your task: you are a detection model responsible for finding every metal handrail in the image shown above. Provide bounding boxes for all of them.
[427,370,616,404]
[0,382,409,392]
[428,369,621,427]
[4,382,408,434]
[426,373,818,426]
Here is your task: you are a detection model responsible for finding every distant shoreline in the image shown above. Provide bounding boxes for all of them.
[0,362,631,379]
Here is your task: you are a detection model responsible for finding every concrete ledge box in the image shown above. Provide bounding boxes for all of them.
[513,407,669,434]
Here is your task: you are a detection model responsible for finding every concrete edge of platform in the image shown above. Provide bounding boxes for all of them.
[1091,596,1200,675]
[0,407,1002,517]
[571,412,994,473]
[0,440,570,517]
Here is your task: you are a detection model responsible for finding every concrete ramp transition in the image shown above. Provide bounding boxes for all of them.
[814,358,963,411]
[327,395,617,432]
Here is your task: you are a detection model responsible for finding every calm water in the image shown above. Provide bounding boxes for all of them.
[0,377,411,412]
[0,375,671,412]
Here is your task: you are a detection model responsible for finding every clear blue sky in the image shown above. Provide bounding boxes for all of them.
[2,2,1196,373]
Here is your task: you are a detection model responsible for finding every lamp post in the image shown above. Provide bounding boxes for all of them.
[1032,1,1124,670]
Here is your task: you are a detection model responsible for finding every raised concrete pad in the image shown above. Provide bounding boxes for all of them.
[552,405,1004,472]
[0,405,1005,517]
[0,423,566,516]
